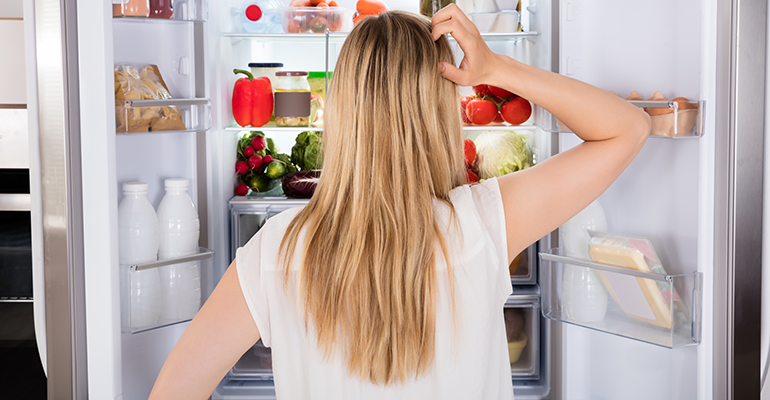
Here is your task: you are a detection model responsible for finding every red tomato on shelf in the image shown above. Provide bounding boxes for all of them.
[488,85,515,98]
[493,111,504,123]
[466,98,497,125]
[463,139,476,168]
[472,84,493,98]
[501,97,533,125]
[460,95,474,124]
[466,169,479,184]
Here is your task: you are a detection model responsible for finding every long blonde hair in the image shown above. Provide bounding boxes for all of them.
[279,11,466,385]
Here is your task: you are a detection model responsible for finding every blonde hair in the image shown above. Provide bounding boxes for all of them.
[279,11,466,385]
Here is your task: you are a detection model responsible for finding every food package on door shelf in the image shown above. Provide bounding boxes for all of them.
[114,64,186,133]
[587,232,689,330]
[624,90,698,137]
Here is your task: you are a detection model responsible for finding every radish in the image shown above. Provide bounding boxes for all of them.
[236,161,249,175]
[243,146,255,157]
[263,155,274,164]
[251,136,267,151]
[234,183,249,196]
[248,154,263,170]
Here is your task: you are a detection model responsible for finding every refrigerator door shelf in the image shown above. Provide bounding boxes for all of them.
[113,0,208,22]
[539,248,702,349]
[120,246,215,334]
[548,100,705,139]
[116,98,211,135]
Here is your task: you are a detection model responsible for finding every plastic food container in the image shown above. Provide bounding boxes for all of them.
[307,71,332,101]
[113,0,150,17]
[281,7,354,33]
[508,332,528,363]
[273,71,311,127]
[470,10,519,33]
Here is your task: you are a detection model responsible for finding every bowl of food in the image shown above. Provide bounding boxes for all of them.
[508,332,528,364]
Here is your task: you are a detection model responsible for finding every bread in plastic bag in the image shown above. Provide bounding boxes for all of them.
[114,64,186,133]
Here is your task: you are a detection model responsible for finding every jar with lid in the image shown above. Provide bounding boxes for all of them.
[149,0,174,19]
[273,71,311,127]
[249,63,284,85]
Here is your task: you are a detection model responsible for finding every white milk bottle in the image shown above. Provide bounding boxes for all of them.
[118,182,161,329]
[560,200,608,323]
[156,178,201,321]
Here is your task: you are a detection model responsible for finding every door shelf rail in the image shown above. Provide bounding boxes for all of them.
[539,248,702,349]
[549,100,705,139]
[120,247,215,334]
[112,0,207,22]
[116,98,211,135]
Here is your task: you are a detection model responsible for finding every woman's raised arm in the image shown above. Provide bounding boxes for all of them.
[432,5,650,262]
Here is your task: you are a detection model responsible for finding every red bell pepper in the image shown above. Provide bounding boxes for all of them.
[232,69,273,127]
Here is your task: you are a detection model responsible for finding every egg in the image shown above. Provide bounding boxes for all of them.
[672,96,697,110]
[646,91,673,116]
[625,90,643,101]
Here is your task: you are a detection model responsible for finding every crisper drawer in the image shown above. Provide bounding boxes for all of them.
[229,339,274,380]
[509,243,537,285]
[229,196,309,260]
[505,288,540,380]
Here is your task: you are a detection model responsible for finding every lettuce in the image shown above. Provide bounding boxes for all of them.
[473,130,533,179]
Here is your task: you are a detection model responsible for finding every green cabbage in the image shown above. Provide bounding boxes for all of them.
[473,131,533,179]
[291,131,324,171]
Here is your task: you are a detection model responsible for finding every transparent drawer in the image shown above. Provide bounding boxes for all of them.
[509,243,537,285]
[120,247,214,334]
[229,197,309,259]
[113,0,208,22]
[116,98,211,134]
[505,293,540,379]
[539,248,702,348]
[230,339,274,380]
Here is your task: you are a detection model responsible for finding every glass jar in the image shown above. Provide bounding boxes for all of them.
[249,62,284,84]
[273,71,311,127]
[113,0,150,17]
[149,0,174,19]
[307,71,332,102]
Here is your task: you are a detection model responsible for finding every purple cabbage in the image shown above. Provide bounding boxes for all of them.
[281,170,321,198]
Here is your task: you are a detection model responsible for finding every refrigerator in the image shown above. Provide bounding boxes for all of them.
[21,0,766,399]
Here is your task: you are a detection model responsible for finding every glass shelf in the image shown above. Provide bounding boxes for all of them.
[112,0,207,22]
[539,248,702,349]
[121,247,215,334]
[225,123,535,133]
[116,98,211,135]
[223,31,537,43]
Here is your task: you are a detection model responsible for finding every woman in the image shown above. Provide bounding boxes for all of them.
[149,6,649,399]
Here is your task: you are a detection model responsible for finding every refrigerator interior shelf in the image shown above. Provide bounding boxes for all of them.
[116,97,211,135]
[539,248,702,349]
[223,31,537,43]
[226,124,536,133]
[112,0,208,22]
[552,100,704,138]
[121,247,215,334]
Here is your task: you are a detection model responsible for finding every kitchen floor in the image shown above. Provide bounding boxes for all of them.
[0,303,47,399]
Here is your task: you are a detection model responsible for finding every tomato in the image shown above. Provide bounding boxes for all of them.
[310,16,328,33]
[328,11,342,31]
[466,169,480,184]
[500,97,532,125]
[472,84,493,97]
[466,98,497,125]
[460,95,474,124]
[287,19,301,33]
[463,139,476,168]
[488,85,515,98]
[493,111,504,123]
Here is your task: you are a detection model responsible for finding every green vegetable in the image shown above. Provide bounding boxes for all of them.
[273,153,298,174]
[247,174,279,193]
[291,131,324,171]
[473,130,533,179]
[265,161,287,179]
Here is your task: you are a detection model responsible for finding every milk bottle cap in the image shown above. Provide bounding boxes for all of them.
[164,178,189,190]
[123,182,148,193]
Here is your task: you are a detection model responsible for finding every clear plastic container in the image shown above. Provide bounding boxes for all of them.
[249,62,284,83]
[280,7,354,33]
[113,0,150,17]
[241,0,284,33]
[273,71,311,127]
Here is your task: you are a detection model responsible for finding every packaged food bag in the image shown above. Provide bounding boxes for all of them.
[114,64,187,133]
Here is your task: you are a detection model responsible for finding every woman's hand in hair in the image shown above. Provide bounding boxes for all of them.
[431,4,500,86]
